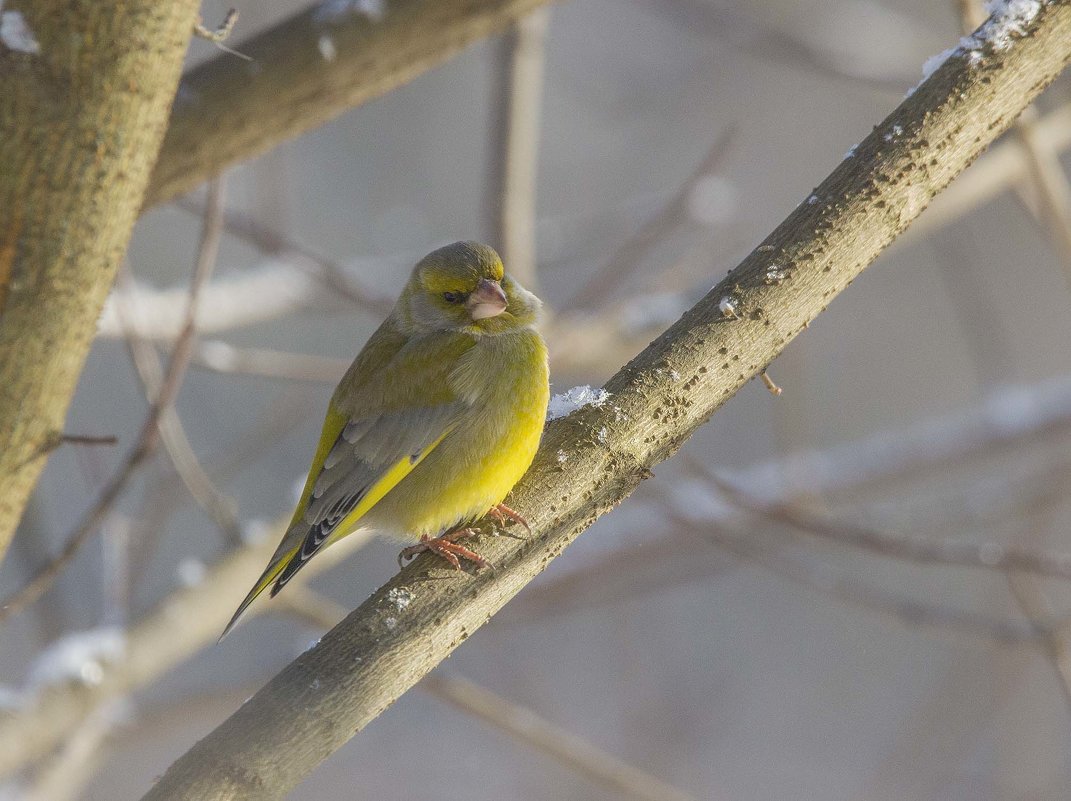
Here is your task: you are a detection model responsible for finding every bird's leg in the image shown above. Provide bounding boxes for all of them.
[489,503,531,534]
[398,528,493,571]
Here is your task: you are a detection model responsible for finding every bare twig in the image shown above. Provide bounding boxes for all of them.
[662,503,1050,645]
[172,199,395,315]
[700,470,1071,583]
[423,674,699,801]
[22,700,127,801]
[493,8,552,293]
[118,275,242,546]
[56,435,118,447]
[760,371,782,396]
[0,179,226,622]
[566,125,736,311]
[192,9,251,61]
[193,340,348,384]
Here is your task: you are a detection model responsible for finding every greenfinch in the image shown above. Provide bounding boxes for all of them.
[223,242,549,637]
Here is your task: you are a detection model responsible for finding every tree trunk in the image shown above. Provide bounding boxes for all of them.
[0,2,198,559]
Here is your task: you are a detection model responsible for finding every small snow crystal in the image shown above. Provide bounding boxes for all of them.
[176,558,206,588]
[547,385,611,421]
[386,587,413,611]
[317,35,337,61]
[718,296,738,318]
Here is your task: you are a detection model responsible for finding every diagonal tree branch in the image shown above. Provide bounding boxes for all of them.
[0,0,200,568]
[140,5,1071,799]
[144,0,560,208]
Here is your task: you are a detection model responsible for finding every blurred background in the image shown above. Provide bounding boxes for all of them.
[4,0,1071,798]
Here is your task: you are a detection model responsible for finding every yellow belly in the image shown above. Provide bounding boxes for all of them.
[363,328,549,539]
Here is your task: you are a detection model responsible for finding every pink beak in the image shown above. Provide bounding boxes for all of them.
[467,278,508,320]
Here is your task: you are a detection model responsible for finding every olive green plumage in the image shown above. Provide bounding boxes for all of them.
[222,242,549,637]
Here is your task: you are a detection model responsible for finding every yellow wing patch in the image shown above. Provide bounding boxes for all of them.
[288,403,349,530]
[323,427,452,548]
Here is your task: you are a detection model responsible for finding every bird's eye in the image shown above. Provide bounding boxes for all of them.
[442,291,465,304]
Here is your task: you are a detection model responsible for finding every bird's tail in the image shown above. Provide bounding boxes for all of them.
[219,544,299,641]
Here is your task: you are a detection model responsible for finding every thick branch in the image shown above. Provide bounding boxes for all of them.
[0,1,199,562]
[145,0,558,208]
[144,5,1071,799]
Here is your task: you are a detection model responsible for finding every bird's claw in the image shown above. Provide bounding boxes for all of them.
[398,529,494,571]
[488,503,531,536]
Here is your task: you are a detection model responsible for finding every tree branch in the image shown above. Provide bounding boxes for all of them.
[144,0,559,208]
[0,0,200,567]
[139,4,1071,798]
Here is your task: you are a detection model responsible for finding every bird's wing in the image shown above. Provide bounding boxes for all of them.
[222,328,475,638]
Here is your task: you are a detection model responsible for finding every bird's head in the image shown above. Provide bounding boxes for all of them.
[397,241,542,335]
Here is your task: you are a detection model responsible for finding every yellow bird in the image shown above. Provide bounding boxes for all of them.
[222,242,549,637]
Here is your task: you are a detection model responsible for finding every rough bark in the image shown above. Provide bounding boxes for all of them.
[0,2,198,561]
[144,0,559,208]
[142,4,1071,799]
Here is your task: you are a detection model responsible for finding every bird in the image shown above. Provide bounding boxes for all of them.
[221,242,549,638]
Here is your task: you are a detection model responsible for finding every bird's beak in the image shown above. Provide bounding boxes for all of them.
[467,278,508,320]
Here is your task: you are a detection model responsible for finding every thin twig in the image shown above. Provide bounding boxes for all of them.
[172,198,394,315]
[22,700,128,801]
[701,470,1071,583]
[566,125,736,310]
[192,339,347,384]
[0,179,226,622]
[760,371,782,396]
[118,273,243,546]
[56,435,118,447]
[423,674,699,801]
[661,502,1050,645]
[192,9,251,62]
[493,8,552,294]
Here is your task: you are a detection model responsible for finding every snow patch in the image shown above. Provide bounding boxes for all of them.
[314,0,385,24]
[176,558,207,588]
[0,685,23,711]
[0,6,40,54]
[547,385,611,421]
[386,586,413,611]
[28,627,125,690]
[318,35,336,61]
[911,0,1044,94]
[241,518,274,546]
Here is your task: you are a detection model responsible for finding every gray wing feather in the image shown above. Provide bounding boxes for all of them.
[304,403,463,528]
